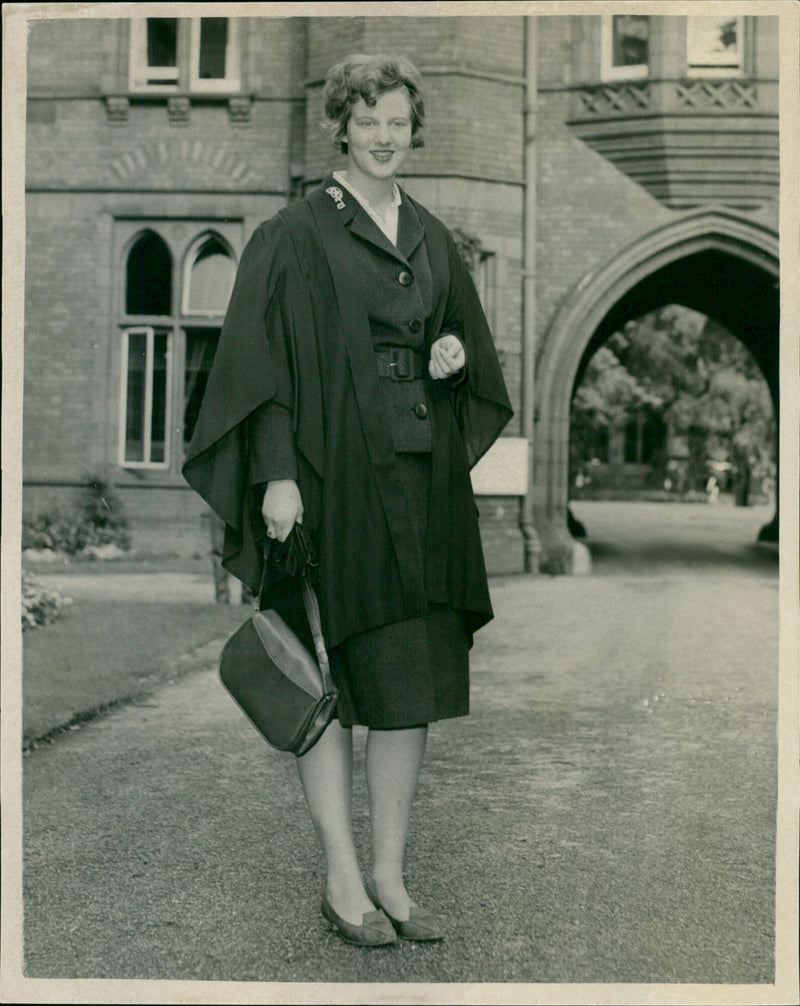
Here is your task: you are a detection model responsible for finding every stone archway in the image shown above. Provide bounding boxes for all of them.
[533,207,779,569]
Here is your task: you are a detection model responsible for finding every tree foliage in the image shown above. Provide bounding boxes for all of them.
[572,305,775,489]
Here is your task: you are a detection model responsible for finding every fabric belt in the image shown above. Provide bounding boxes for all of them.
[374,347,425,381]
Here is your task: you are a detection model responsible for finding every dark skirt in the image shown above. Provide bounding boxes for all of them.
[328,452,470,729]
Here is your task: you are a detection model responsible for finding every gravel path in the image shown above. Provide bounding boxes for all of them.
[13,502,787,999]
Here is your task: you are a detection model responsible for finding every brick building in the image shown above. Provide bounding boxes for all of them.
[23,12,780,572]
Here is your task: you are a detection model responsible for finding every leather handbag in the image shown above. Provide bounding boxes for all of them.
[219,531,338,756]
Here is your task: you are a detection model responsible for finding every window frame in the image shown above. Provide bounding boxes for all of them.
[474,250,497,335]
[118,325,174,470]
[600,14,650,82]
[686,15,745,78]
[129,18,182,93]
[181,324,223,453]
[188,17,241,94]
[128,16,241,94]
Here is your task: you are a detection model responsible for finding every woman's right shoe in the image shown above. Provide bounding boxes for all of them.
[364,878,445,942]
[321,894,398,946]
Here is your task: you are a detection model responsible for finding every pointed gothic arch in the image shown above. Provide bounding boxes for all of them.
[533,208,779,566]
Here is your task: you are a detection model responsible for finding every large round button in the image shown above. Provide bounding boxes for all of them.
[398,270,413,286]
[414,402,428,419]
[408,318,422,333]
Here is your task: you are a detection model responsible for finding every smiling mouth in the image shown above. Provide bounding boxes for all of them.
[371,151,394,161]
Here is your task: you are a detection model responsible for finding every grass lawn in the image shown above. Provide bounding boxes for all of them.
[21,599,248,748]
[23,554,212,577]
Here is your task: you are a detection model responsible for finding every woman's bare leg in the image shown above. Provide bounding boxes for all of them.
[366,725,428,920]
[296,720,374,924]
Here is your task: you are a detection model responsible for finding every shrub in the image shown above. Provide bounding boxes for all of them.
[22,476,131,556]
[81,476,129,536]
[21,570,71,630]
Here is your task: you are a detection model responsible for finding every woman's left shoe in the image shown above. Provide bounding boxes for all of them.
[365,878,445,942]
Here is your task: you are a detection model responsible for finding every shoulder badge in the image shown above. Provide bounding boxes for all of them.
[325,186,346,210]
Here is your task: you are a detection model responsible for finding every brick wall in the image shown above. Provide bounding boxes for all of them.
[27,19,117,93]
[535,89,673,355]
[26,100,296,194]
[305,15,524,80]
[21,14,779,577]
[24,202,110,480]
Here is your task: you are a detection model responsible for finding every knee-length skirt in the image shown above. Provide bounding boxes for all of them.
[328,452,470,729]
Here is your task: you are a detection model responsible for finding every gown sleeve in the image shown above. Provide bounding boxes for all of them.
[181,215,301,589]
[441,234,513,468]
[248,401,299,486]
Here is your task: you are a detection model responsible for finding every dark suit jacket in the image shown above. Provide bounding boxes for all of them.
[183,178,512,651]
[249,186,442,482]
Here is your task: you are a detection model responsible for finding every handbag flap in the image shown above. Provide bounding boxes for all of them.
[250,609,325,699]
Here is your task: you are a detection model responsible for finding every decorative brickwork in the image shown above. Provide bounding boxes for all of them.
[569,76,777,208]
[105,96,130,124]
[674,79,757,110]
[105,139,258,186]
[167,96,190,126]
[227,96,252,125]
[576,83,651,116]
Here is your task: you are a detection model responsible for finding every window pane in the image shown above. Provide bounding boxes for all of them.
[150,334,169,463]
[183,328,219,444]
[187,239,235,314]
[612,15,649,67]
[124,332,147,462]
[126,232,172,316]
[688,16,741,66]
[198,19,227,79]
[147,19,178,67]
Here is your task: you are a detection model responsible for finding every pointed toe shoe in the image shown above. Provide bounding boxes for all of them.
[321,894,398,947]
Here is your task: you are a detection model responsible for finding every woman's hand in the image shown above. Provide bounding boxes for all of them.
[261,480,303,542]
[429,334,466,380]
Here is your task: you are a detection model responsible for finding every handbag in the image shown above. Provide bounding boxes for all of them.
[218,528,338,756]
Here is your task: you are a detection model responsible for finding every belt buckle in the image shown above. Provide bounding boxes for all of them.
[388,347,413,381]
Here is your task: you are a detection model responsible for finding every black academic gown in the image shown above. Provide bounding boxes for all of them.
[182,179,513,652]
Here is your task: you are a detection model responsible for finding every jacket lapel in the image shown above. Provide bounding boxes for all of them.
[322,177,424,267]
[347,207,402,261]
[396,192,425,261]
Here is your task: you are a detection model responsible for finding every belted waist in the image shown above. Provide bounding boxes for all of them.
[374,347,425,381]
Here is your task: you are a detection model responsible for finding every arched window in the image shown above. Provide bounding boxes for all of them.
[126,231,172,316]
[183,236,235,316]
[181,235,236,449]
[117,222,240,472]
[120,232,173,466]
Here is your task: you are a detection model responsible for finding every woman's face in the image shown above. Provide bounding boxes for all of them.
[344,87,413,186]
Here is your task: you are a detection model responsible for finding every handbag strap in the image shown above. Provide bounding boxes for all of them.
[257,538,336,697]
[299,573,335,695]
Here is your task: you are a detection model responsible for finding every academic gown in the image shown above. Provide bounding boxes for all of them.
[182,178,513,655]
